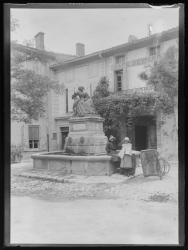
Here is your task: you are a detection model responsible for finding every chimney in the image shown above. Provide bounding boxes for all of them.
[128,35,138,43]
[148,24,152,37]
[76,43,85,57]
[34,32,45,50]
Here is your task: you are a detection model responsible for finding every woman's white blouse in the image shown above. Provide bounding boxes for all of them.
[118,143,132,159]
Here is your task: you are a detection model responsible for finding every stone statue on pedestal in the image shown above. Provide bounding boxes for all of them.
[72,86,96,117]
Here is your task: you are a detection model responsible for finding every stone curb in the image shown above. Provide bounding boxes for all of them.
[17,174,67,183]
[16,172,128,184]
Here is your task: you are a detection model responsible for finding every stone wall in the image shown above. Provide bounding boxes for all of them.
[156,110,178,163]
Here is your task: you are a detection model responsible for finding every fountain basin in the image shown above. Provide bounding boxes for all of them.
[31,152,115,176]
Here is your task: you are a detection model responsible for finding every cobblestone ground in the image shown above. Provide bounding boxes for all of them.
[11,161,178,203]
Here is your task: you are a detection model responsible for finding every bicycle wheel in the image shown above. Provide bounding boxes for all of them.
[158,157,171,176]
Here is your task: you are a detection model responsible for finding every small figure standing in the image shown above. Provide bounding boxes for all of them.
[118,137,136,176]
[118,137,132,159]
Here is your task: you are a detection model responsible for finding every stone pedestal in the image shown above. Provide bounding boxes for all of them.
[64,115,108,155]
[32,115,115,176]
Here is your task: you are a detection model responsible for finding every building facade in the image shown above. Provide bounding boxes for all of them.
[11,27,178,163]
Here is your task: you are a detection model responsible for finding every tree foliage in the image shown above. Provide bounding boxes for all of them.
[92,76,110,101]
[10,15,19,32]
[11,47,64,123]
[94,90,173,140]
[140,46,178,104]
[92,77,120,140]
[139,45,178,131]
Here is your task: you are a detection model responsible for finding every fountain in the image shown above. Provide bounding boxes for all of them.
[31,87,114,176]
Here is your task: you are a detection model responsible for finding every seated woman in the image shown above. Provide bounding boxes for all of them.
[106,135,121,170]
[72,87,96,117]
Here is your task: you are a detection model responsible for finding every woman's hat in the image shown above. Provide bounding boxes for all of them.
[123,137,130,143]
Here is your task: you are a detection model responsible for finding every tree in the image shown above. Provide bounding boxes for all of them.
[11,47,65,123]
[10,15,19,32]
[140,46,178,131]
[92,77,121,140]
[92,76,110,101]
[23,39,35,48]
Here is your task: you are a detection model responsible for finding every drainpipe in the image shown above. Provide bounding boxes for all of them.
[47,133,49,152]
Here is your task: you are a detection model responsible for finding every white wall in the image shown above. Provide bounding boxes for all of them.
[53,37,178,116]
[11,48,57,152]
[126,64,147,89]
[11,121,24,146]
[157,111,178,162]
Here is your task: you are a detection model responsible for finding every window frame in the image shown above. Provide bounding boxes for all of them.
[28,125,40,149]
[149,45,160,56]
[115,70,123,92]
[115,55,125,65]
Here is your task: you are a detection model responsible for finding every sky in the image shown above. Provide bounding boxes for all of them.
[11,7,179,55]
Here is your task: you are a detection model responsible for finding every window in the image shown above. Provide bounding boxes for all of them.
[115,70,123,91]
[28,126,39,149]
[149,45,160,56]
[115,55,125,65]
[52,133,57,140]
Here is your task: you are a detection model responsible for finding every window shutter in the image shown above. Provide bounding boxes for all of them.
[29,126,39,140]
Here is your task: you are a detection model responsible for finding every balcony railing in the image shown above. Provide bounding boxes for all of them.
[112,86,155,96]
[113,55,161,70]
[126,55,161,67]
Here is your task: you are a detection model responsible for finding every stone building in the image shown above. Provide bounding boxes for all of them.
[11,32,76,159]
[11,27,178,163]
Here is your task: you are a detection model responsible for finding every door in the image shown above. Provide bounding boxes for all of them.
[135,125,147,151]
[60,127,69,150]
[61,132,69,149]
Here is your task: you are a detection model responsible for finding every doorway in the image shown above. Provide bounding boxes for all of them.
[135,125,147,151]
[60,127,69,150]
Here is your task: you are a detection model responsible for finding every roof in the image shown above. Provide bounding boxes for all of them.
[11,42,77,64]
[50,26,178,71]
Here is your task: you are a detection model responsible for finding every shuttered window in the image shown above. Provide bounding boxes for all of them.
[28,126,39,149]
[115,70,123,92]
[149,45,160,56]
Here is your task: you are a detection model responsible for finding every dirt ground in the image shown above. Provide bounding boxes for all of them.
[10,161,179,245]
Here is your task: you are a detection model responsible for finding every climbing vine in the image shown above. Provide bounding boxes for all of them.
[93,76,173,141]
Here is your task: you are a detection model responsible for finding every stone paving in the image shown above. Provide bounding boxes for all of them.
[11,160,178,203]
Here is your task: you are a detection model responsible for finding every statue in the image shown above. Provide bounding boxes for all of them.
[72,86,96,117]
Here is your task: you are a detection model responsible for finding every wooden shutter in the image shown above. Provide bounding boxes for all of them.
[29,126,39,140]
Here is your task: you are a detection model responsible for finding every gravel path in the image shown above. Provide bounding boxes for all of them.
[11,161,178,203]
[10,161,179,245]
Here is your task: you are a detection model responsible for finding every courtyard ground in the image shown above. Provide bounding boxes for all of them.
[11,160,179,245]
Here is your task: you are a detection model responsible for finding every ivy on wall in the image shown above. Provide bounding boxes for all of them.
[93,77,173,141]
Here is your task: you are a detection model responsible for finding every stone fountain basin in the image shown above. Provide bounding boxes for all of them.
[31,151,114,176]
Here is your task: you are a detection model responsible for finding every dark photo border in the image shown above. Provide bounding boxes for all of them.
[2,2,185,247]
